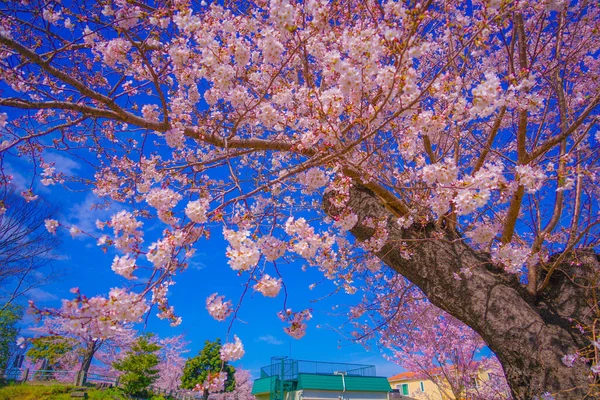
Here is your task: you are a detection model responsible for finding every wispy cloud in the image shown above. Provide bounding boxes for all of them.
[4,162,29,190]
[66,192,120,237]
[27,288,59,302]
[44,151,81,177]
[256,334,284,345]
[188,252,207,271]
[348,353,403,377]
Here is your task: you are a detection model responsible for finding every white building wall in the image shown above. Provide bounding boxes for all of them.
[299,389,389,400]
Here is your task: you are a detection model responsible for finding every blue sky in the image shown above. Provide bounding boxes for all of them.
[8,150,402,379]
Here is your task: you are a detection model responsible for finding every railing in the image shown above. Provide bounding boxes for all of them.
[260,357,378,379]
[31,369,77,382]
[1,367,24,381]
[1,368,118,386]
[86,372,118,385]
[149,385,204,400]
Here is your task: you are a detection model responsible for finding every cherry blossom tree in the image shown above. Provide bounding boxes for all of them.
[211,369,256,400]
[358,275,510,399]
[29,311,137,385]
[0,0,599,398]
[154,334,190,392]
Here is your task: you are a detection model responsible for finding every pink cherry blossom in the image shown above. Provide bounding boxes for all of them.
[220,335,245,362]
[206,293,233,322]
[278,309,312,339]
[44,219,59,234]
[111,254,136,280]
[185,198,210,223]
[254,274,282,297]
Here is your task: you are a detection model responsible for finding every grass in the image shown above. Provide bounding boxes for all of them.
[0,382,131,400]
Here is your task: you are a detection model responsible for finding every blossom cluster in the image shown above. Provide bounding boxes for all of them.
[278,308,312,339]
[284,217,322,259]
[333,209,358,231]
[109,210,143,252]
[195,372,227,394]
[516,164,546,194]
[298,168,328,193]
[57,288,148,339]
[21,190,38,202]
[146,188,182,211]
[491,243,531,274]
[422,158,458,185]
[253,274,282,297]
[40,162,56,186]
[465,221,500,245]
[96,38,132,68]
[471,72,501,117]
[42,8,62,24]
[206,293,233,321]
[220,335,245,362]
[111,254,136,280]
[146,237,175,269]
[223,229,260,271]
[257,235,286,261]
[152,281,182,327]
[185,198,210,224]
[45,219,59,234]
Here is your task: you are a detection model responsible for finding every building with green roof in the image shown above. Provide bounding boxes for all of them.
[252,357,391,400]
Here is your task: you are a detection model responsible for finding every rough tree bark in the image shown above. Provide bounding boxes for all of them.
[75,339,102,386]
[325,185,597,399]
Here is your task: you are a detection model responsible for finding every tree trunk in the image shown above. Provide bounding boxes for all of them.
[324,185,597,399]
[76,339,100,386]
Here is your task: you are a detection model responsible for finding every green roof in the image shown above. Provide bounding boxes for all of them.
[297,374,391,392]
[252,374,391,395]
[252,377,277,395]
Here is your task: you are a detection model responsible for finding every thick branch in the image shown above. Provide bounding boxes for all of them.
[325,186,593,399]
[0,36,168,131]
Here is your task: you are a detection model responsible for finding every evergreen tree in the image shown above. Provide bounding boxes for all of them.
[181,339,236,400]
[0,304,22,372]
[112,334,162,397]
[26,335,76,370]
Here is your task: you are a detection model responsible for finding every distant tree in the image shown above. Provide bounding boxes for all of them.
[30,313,136,385]
[366,281,511,399]
[0,304,22,372]
[155,335,189,392]
[181,339,236,400]
[26,335,77,371]
[213,369,256,400]
[0,186,60,309]
[112,334,162,397]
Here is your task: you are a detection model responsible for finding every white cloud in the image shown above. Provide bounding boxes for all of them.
[27,287,58,302]
[187,252,207,270]
[44,151,81,176]
[66,192,120,237]
[3,162,28,190]
[348,353,402,377]
[256,334,284,345]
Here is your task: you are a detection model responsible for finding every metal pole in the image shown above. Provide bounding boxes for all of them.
[280,358,285,400]
[334,371,346,400]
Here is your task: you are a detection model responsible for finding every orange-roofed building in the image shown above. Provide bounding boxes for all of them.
[388,367,502,400]
[389,370,447,400]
